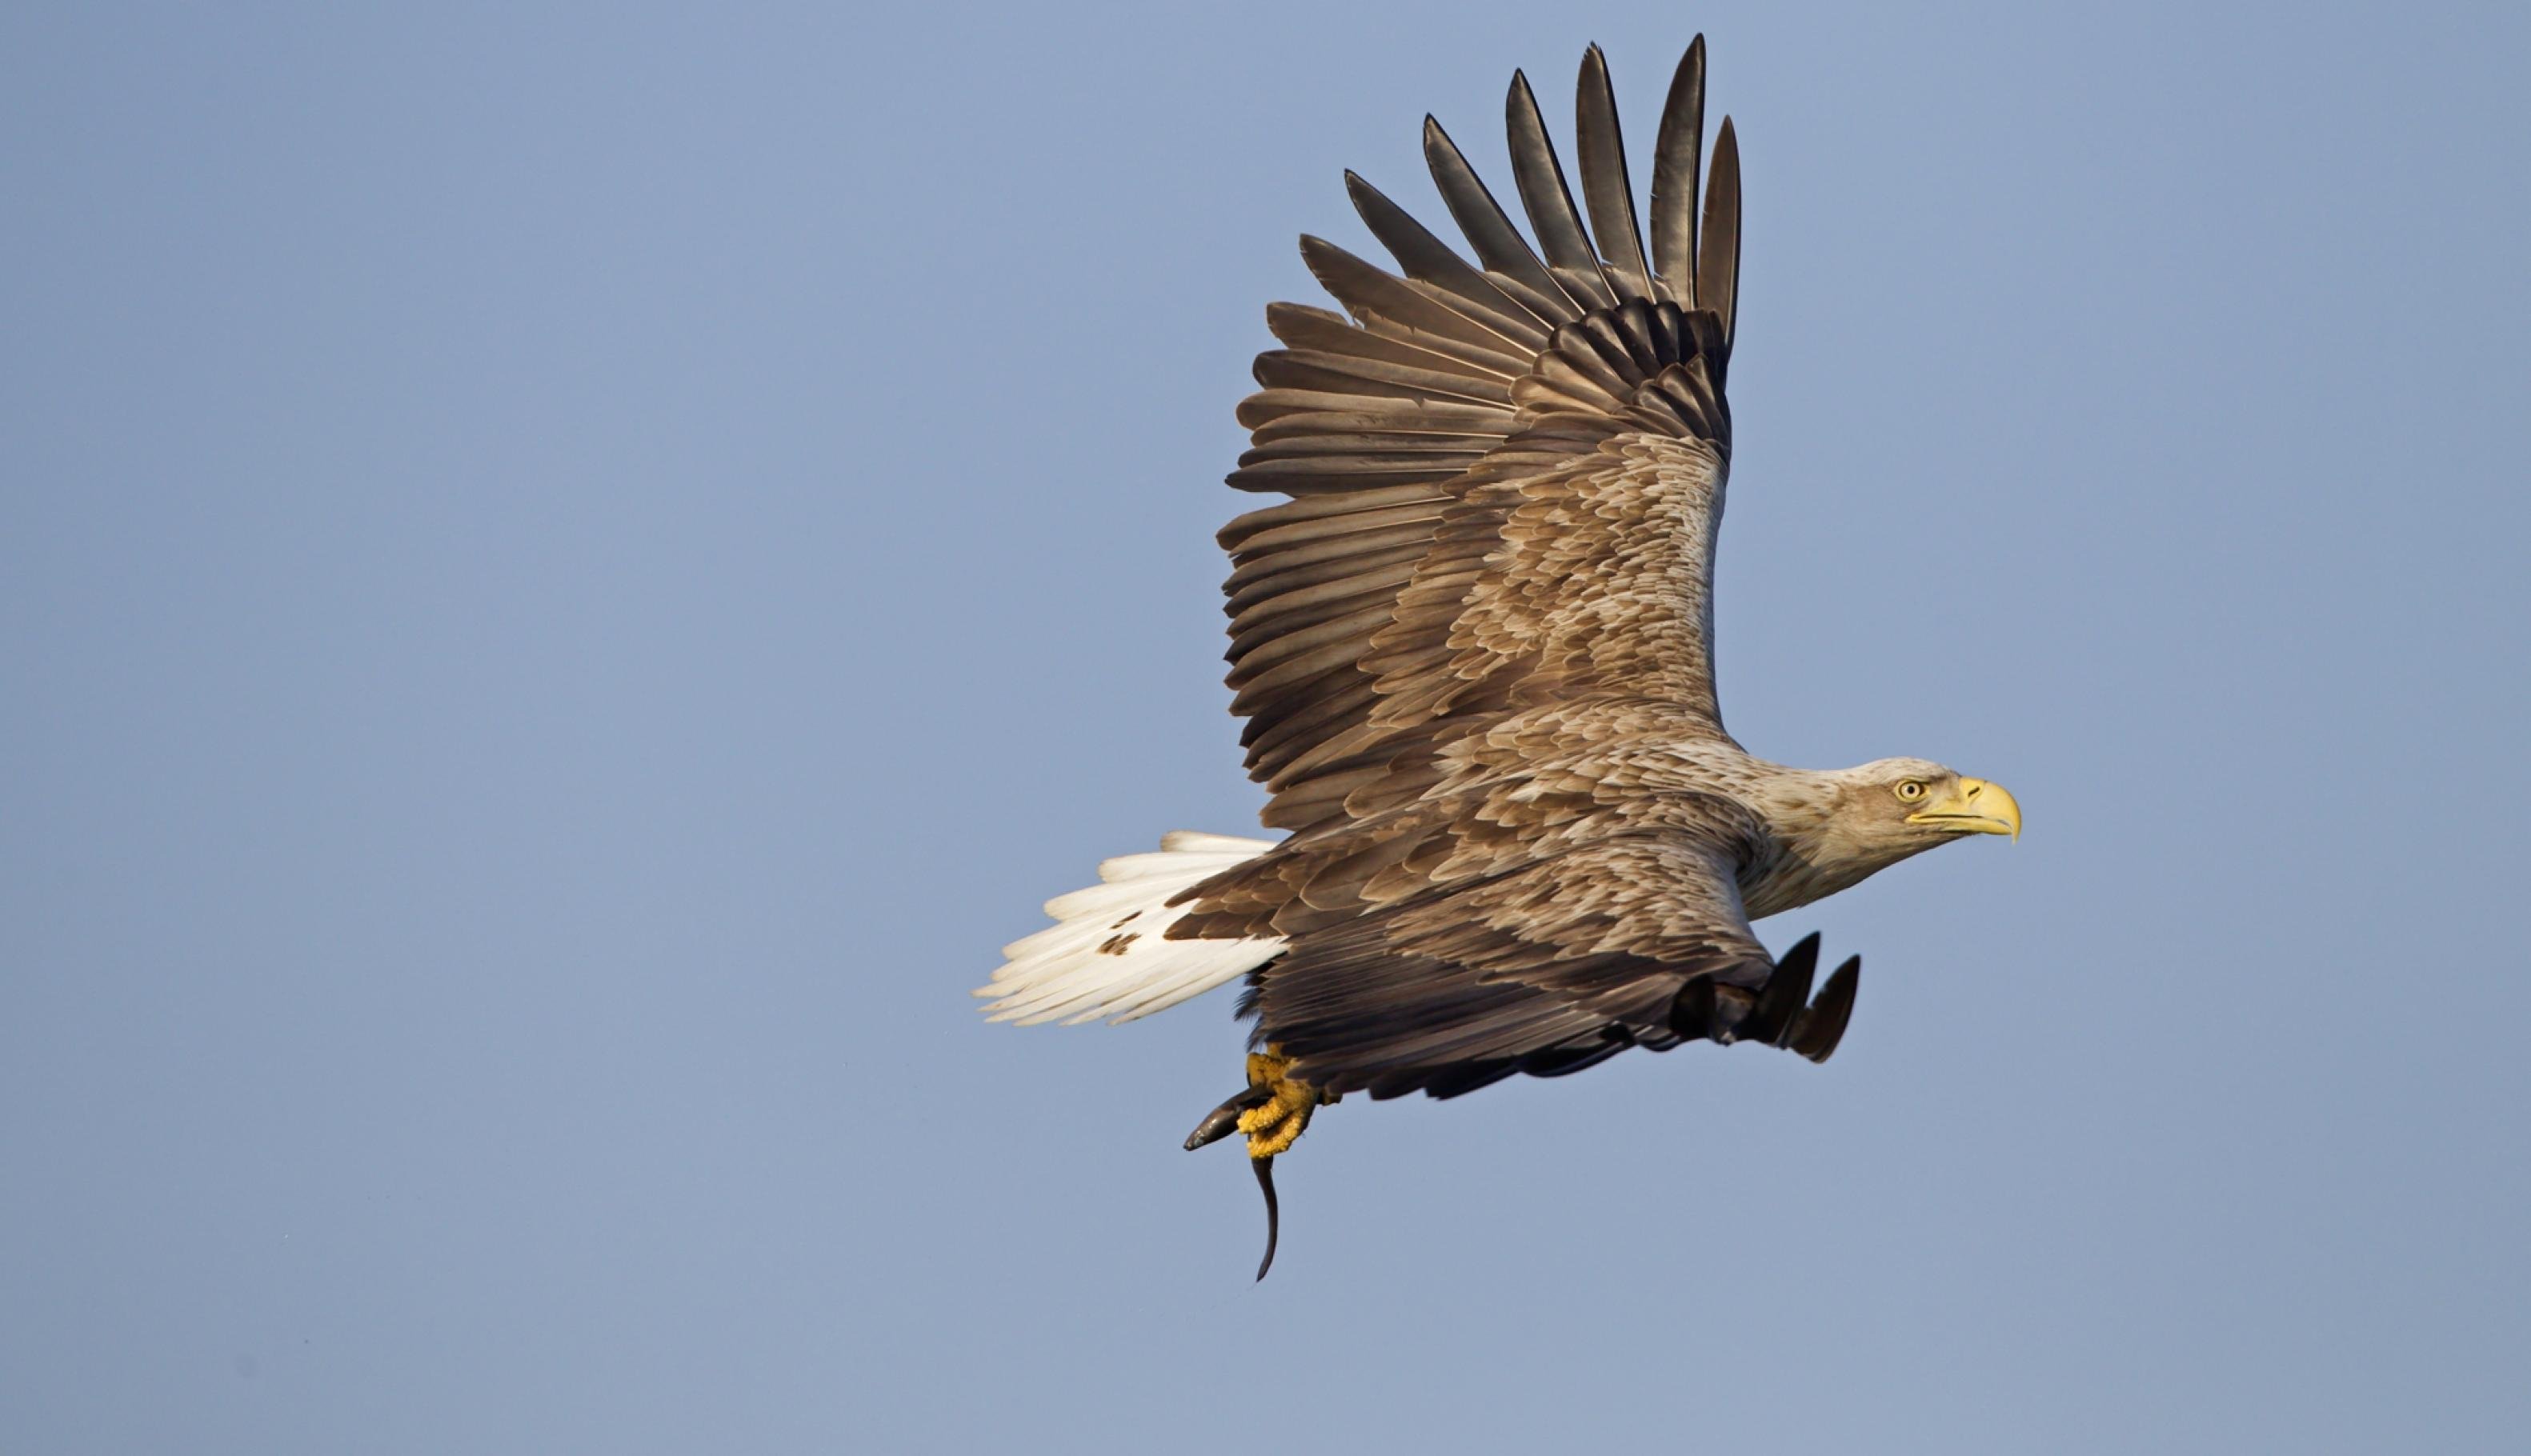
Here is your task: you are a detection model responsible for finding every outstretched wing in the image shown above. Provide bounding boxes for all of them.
[1222,40,1744,836]
[1243,832,1860,1099]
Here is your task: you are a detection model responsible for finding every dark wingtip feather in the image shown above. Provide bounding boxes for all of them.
[1789,956,1861,1063]
[1504,65,1607,299]
[1649,36,1708,302]
[1423,113,1572,314]
[1782,930,1822,967]
[1669,973,1720,1040]
[1740,935,1820,1046]
[1696,115,1742,352]
[1341,167,1544,334]
[1574,42,1652,301]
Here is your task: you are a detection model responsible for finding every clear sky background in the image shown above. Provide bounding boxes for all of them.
[4,2,2526,1451]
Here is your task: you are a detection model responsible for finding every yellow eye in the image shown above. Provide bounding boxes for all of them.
[1896,780,1928,802]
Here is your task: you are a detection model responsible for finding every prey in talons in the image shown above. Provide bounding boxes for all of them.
[1183,1046,1336,1279]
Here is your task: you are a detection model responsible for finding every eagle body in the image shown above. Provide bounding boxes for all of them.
[976,36,2020,1257]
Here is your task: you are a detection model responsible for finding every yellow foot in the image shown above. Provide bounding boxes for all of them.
[1235,1046,1336,1158]
[1178,1046,1343,1280]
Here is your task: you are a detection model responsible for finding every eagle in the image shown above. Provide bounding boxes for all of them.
[976,36,2020,1277]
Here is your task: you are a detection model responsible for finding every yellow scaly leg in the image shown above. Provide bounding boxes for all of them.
[1235,1046,1333,1158]
[1180,1044,1342,1278]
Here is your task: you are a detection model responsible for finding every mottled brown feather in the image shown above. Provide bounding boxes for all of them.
[1190,40,1799,1094]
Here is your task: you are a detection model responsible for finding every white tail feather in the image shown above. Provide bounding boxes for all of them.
[977,832,1284,1026]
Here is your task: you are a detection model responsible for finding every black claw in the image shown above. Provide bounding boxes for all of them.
[1788,955,1861,1063]
[1183,1086,1274,1151]
[1739,934,1820,1046]
[1253,1156,1280,1282]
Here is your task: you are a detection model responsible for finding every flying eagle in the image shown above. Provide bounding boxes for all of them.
[976,36,2020,1277]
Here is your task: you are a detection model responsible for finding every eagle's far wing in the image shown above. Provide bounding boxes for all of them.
[1223,42,1744,837]
[1243,831,1854,1100]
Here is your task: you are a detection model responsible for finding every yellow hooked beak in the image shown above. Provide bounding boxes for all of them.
[1908,776,2021,841]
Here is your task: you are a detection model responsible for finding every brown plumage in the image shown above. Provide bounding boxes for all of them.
[1142,38,2017,1103]
[979,37,2020,1206]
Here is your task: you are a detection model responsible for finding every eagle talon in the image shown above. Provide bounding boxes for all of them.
[1182,1046,1338,1279]
[1234,1048,1331,1158]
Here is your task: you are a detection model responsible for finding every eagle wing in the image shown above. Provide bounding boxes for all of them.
[1246,833,1762,1098]
[1179,41,1855,1097]
[1222,41,1742,837]
[1244,827,1860,1098]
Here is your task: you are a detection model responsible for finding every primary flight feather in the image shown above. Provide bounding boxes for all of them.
[977,36,2020,1276]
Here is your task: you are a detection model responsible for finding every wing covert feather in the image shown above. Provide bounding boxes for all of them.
[1199,42,1768,1098]
[1241,834,1772,1098]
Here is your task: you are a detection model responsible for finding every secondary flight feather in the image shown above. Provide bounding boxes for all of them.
[977,36,2021,1278]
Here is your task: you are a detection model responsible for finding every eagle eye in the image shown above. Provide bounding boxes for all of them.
[1895,779,1928,802]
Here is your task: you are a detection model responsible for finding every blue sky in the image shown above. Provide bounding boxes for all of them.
[4,2,2526,1451]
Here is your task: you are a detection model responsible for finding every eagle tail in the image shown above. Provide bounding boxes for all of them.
[975,832,1286,1026]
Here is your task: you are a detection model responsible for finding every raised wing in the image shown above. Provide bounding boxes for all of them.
[1222,40,1744,837]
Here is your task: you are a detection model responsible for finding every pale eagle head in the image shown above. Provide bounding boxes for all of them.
[1739,757,2021,918]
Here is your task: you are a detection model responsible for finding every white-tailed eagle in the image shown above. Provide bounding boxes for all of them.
[976,36,2021,1277]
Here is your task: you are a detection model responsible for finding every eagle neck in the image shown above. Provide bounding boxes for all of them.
[1733,762,1896,921]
